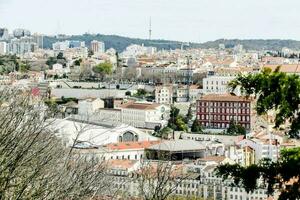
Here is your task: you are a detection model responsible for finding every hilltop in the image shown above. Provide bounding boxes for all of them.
[43,34,300,52]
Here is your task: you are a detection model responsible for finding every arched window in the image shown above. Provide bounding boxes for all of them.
[122,131,137,142]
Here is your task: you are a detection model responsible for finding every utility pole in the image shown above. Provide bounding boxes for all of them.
[149,17,152,40]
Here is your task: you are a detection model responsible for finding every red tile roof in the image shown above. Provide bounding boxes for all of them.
[200,94,251,102]
[106,141,161,151]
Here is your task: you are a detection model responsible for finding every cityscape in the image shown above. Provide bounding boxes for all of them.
[0,1,300,200]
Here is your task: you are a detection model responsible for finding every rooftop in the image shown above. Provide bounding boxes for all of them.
[105,141,161,151]
[200,94,251,102]
[120,102,160,110]
[146,140,206,152]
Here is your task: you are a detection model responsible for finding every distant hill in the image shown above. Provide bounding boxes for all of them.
[43,34,300,52]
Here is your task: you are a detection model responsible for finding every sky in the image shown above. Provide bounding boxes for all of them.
[1,0,300,42]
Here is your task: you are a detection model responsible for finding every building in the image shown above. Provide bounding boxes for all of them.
[13,28,31,38]
[120,102,169,129]
[10,36,37,56]
[90,40,105,54]
[51,118,158,147]
[155,85,173,105]
[52,41,70,51]
[202,75,236,95]
[78,98,105,116]
[0,42,7,55]
[0,28,9,40]
[33,33,44,49]
[196,94,252,130]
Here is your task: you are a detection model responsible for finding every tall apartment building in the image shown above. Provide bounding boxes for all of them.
[0,42,7,55]
[0,28,9,40]
[10,36,37,55]
[90,40,105,53]
[196,94,252,130]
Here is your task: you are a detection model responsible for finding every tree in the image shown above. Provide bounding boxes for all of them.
[168,106,188,132]
[92,62,113,80]
[216,148,300,200]
[135,88,147,97]
[137,155,188,200]
[0,89,113,199]
[191,119,203,133]
[184,106,193,123]
[217,68,300,199]
[226,118,246,135]
[74,59,82,66]
[229,66,300,138]
[57,52,65,60]
[46,57,57,68]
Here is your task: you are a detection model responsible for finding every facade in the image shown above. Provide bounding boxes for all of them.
[0,42,7,55]
[33,33,44,49]
[120,102,169,129]
[78,98,105,116]
[196,94,252,130]
[155,85,173,105]
[10,36,37,55]
[90,40,105,54]
[0,28,9,40]
[202,75,236,95]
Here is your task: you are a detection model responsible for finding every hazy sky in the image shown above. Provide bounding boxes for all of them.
[1,0,300,42]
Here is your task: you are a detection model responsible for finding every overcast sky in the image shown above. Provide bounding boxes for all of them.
[1,0,300,42]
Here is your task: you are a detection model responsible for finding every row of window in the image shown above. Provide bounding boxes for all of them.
[201,122,250,129]
[198,107,250,114]
[110,154,143,160]
[198,101,250,108]
[198,114,250,122]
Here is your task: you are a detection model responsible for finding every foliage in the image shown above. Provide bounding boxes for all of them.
[226,118,246,135]
[0,89,112,199]
[74,58,82,66]
[46,56,57,68]
[191,119,203,133]
[168,106,188,131]
[154,127,173,139]
[134,88,147,97]
[0,55,19,74]
[184,106,193,123]
[92,62,113,75]
[216,148,300,199]
[229,67,300,138]
[43,34,300,52]
[56,52,65,60]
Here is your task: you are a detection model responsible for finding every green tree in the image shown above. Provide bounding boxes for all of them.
[56,52,65,60]
[226,118,246,135]
[46,57,57,68]
[191,119,203,133]
[217,68,300,199]
[184,106,193,123]
[74,59,82,66]
[135,88,147,97]
[168,106,188,131]
[93,62,113,75]
[216,148,300,200]
[229,66,300,138]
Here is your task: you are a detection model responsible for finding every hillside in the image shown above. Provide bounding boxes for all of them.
[43,34,300,52]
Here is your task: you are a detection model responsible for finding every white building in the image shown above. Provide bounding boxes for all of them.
[120,102,169,129]
[90,40,105,54]
[52,41,70,51]
[155,85,173,105]
[0,42,7,55]
[202,75,237,95]
[78,98,105,116]
[50,118,158,147]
